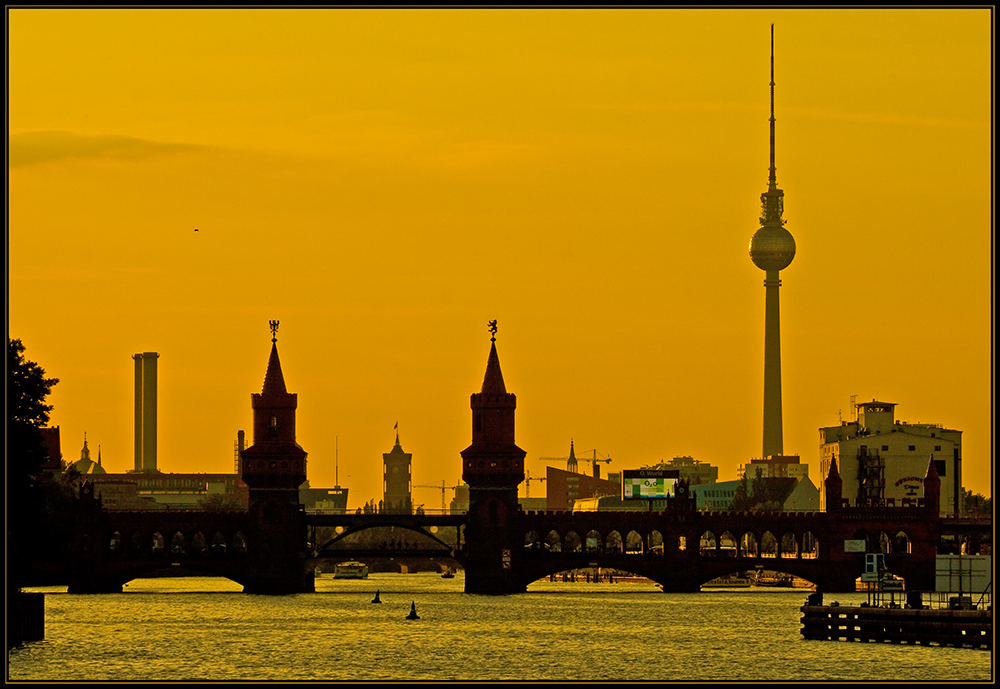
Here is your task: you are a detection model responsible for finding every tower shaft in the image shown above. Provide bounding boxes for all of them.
[762,270,783,457]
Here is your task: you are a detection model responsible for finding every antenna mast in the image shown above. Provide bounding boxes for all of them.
[769,23,777,192]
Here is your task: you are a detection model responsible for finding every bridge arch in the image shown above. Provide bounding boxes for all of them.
[802,531,818,558]
[760,531,778,558]
[780,532,798,558]
[565,531,582,552]
[544,530,562,552]
[625,530,643,554]
[314,521,454,554]
[170,531,186,555]
[648,530,663,554]
[211,531,227,555]
[605,531,623,554]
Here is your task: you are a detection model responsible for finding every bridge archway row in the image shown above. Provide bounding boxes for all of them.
[848,529,916,555]
[105,529,249,559]
[698,529,820,559]
[526,528,684,555]
[525,527,822,560]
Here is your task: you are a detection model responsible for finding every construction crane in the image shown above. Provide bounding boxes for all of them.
[413,481,462,511]
[524,470,546,499]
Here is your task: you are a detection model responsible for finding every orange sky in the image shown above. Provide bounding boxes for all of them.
[8,8,992,506]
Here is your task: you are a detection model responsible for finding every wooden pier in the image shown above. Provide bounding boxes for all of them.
[801,603,991,649]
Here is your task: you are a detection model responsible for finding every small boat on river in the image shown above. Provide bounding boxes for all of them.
[702,573,753,588]
[333,561,369,579]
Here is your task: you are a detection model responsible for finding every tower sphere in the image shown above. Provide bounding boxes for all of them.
[749,225,796,272]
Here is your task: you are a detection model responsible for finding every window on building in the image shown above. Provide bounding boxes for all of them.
[932,459,947,477]
[935,445,941,451]
[908,446,915,451]
[882,445,889,451]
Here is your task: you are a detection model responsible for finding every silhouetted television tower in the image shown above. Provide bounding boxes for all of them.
[749,25,796,458]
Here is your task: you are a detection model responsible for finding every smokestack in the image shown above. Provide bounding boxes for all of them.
[237,430,246,473]
[133,352,159,472]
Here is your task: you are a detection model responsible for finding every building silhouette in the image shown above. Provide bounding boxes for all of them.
[644,456,719,485]
[69,433,105,476]
[544,465,621,512]
[739,454,809,481]
[382,429,412,514]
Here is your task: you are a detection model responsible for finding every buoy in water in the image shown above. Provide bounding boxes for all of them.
[371,590,381,604]
[406,601,420,620]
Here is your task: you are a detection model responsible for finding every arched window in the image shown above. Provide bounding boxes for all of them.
[780,532,799,558]
[648,530,664,554]
[564,531,582,553]
[585,530,602,553]
[544,530,562,553]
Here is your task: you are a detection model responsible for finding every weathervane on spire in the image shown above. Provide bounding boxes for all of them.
[269,320,279,343]
[488,320,498,342]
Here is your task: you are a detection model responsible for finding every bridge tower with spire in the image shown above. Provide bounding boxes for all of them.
[460,321,528,594]
[239,320,313,593]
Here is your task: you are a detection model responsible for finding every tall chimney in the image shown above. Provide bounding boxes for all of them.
[133,352,159,472]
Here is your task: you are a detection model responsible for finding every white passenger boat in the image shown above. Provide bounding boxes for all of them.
[333,561,369,579]
[702,573,753,588]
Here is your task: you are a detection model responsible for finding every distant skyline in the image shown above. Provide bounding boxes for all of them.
[9,9,991,505]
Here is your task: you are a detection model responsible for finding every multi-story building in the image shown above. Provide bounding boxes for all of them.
[818,400,962,516]
[645,456,719,485]
[545,465,621,511]
[738,454,810,480]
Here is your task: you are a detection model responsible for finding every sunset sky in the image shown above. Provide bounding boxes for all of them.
[8,8,992,507]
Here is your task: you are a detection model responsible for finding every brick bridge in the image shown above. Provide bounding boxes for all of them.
[64,331,990,594]
[68,467,987,595]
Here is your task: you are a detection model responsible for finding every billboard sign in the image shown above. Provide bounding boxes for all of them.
[622,469,680,500]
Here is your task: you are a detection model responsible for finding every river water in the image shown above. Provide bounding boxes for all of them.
[8,573,993,683]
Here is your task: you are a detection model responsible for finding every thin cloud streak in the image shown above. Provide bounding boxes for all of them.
[8,130,208,168]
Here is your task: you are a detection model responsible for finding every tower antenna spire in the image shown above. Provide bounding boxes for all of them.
[769,23,777,192]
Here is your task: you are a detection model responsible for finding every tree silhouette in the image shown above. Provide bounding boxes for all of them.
[7,338,60,590]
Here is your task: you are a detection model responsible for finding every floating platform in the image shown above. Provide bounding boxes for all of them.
[801,603,991,649]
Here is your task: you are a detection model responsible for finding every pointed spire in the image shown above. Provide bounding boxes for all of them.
[569,439,576,461]
[481,340,508,394]
[261,340,288,396]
